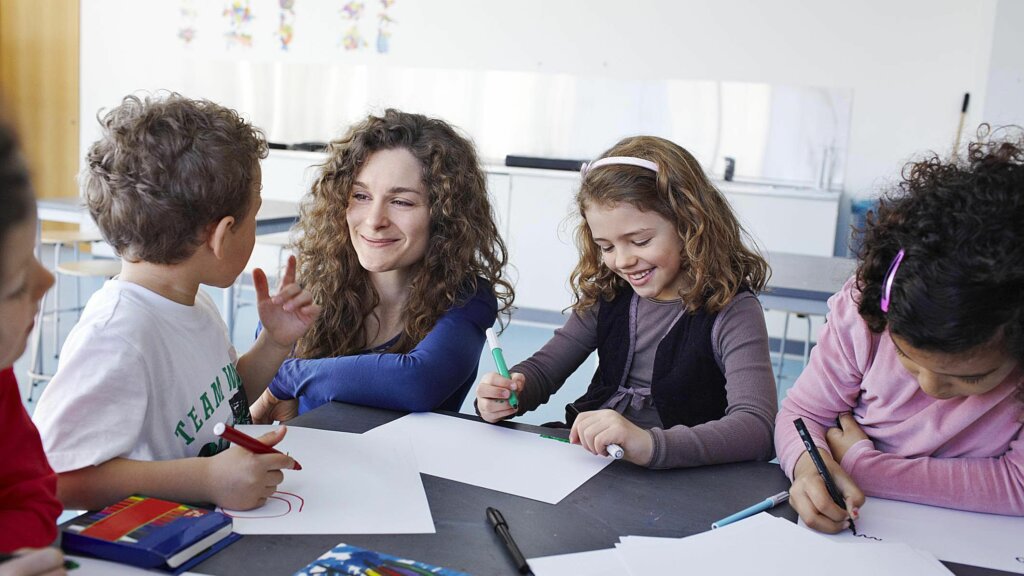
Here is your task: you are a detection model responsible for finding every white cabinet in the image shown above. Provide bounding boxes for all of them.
[501,172,580,313]
[259,151,842,314]
[719,182,840,258]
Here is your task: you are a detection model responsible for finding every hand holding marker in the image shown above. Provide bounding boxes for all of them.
[794,418,854,533]
[214,422,302,470]
[485,328,518,409]
[566,404,624,460]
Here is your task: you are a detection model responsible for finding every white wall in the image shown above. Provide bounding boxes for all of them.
[398,0,998,198]
[983,0,1024,129]
[81,0,1006,257]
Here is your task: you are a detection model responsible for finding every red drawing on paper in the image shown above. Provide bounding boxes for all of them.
[219,490,305,519]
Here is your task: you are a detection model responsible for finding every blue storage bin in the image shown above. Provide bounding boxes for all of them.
[849,198,878,256]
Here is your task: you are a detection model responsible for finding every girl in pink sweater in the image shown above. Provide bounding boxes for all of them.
[776,130,1024,534]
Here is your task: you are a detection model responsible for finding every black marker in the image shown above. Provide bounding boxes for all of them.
[486,507,531,574]
[794,417,856,533]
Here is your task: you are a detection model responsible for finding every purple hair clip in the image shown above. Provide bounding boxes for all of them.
[880,248,905,313]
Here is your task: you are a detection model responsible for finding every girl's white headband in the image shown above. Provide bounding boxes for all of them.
[580,156,659,177]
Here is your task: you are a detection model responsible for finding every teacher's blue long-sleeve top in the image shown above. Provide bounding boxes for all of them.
[267,281,497,414]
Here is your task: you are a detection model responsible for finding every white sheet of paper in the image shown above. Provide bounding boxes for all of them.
[64,555,206,575]
[614,513,951,576]
[365,412,612,504]
[528,548,630,576]
[216,425,434,535]
[802,497,1024,574]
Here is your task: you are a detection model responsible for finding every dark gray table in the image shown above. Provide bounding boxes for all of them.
[761,251,857,316]
[194,402,1011,576]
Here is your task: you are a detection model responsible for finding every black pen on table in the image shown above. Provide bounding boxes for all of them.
[486,507,532,574]
[793,417,856,533]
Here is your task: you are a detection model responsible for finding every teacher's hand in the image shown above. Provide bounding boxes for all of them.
[250,388,299,424]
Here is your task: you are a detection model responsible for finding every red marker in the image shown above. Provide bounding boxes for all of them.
[213,422,302,470]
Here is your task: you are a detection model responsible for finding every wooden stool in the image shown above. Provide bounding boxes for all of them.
[39,229,105,357]
[25,258,121,401]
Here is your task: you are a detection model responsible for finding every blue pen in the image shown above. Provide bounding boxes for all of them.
[486,328,518,409]
[711,491,789,529]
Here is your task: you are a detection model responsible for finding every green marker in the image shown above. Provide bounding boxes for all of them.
[486,328,518,409]
[540,434,569,443]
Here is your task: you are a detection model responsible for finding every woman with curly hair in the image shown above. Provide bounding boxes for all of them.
[475,135,777,469]
[776,128,1024,533]
[251,109,513,420]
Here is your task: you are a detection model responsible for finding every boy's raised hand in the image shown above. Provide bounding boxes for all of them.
[207,426,295,510]
[569,409,653,465]
[476,371,523,423]
[254,255,320,348]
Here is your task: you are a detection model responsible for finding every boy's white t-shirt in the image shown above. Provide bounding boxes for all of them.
[34,280,250,473]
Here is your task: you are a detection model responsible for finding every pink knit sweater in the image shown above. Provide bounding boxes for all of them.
[775,278,1024,515]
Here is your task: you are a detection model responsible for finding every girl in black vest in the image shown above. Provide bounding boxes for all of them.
[477,136,778,468]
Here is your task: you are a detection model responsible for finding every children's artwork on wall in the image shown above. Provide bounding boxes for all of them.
[376,11,395,54]
[223,0,254,48]
[340,24,365,51]
[216,426,434,535]
[277,0,296,50]
[178,0,198,45]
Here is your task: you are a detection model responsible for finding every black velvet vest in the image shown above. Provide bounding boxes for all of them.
[566,287,729,428]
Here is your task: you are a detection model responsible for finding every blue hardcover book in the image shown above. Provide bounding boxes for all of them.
[60,495,240,574]
[294,543,470,576]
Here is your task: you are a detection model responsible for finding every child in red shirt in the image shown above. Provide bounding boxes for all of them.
[0,117,65,574]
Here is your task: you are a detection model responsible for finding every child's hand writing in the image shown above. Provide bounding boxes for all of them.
[255,255,321,349]
[0,548,66,576]
[206,426,295,510]
[250,388,300,424]
[789,448,865,534]
[569,409,653,465]
[476,371,523,423]
[825,413,872,464]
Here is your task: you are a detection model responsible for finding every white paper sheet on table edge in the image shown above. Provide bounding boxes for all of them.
[799,497,1024,574]
[611,513,952,576]
[365,412,612,504]
[64,554,209,575]
[217,425,434,535]
[528,547,630,576]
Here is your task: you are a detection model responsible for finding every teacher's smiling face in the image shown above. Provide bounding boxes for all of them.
[347,147,431,276]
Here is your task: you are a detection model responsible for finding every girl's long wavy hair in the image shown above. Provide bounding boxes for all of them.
[853,126,1024,401]
[294,109,513,358]
[570,136,768,314]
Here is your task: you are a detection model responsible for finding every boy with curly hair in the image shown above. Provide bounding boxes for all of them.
[34,93,319,511]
